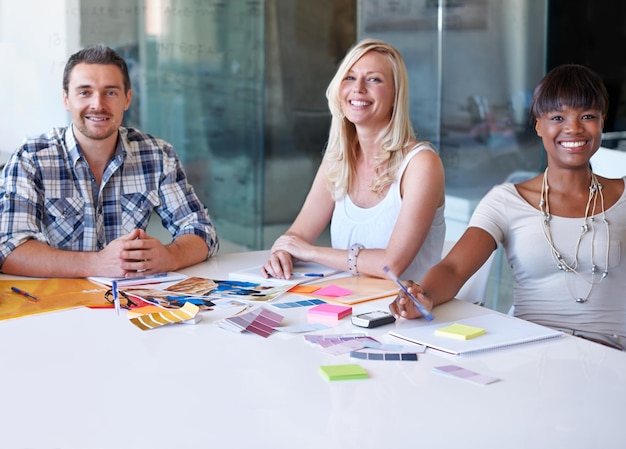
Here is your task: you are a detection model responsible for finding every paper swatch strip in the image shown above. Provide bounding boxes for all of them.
[221,307,284,337]
[271,298,326,308]
[350,350,419,361]
[130,301,200,330]
[433,365,499,385]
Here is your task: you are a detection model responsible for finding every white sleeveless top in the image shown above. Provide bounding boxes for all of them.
[330,145,445,280]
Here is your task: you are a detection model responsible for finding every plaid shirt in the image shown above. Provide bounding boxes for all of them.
[0,126,219,266]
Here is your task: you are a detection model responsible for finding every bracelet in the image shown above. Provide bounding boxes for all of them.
[347,243,365,276]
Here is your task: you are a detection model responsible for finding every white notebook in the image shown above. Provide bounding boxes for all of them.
[389,313,563,355]
[87,272,187,288]
[229,261,344,286]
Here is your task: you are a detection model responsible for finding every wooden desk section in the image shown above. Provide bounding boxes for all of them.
[1,250,625,449]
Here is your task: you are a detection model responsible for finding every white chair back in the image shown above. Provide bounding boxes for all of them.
[442,240,495,305]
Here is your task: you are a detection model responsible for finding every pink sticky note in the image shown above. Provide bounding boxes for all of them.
[314,285,353,297]
[308,303,352,319]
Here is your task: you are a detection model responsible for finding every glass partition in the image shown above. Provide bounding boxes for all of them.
[74,0,550,251]
[78,0,265,249]
[78,0,348,250]
[137,0,266,249]
[2,0,621,255]
[358,0,547,240]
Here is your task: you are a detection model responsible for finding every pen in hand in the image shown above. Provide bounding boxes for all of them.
[11,286,39,301]
[383,266,434,321]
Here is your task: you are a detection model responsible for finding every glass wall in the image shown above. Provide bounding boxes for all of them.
[79,0,266,249]
[136,1,266,249]
[76,0,351,250]
[69,0,551,249]
[4,0,626,252]
[357,0,547,239]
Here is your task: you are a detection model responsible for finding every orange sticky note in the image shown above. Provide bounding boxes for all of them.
[289,285,321,293]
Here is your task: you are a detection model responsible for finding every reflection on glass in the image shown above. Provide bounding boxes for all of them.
[76,0,551,250]
[358,0,547,206]
[139,0,265,249]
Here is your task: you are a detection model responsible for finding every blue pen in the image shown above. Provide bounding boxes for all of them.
[11,286,39,301]
[290,273,324,277]
[383,266,434,321]
[112,280,120,316]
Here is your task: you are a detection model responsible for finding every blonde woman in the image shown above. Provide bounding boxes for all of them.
[263,38,445,281]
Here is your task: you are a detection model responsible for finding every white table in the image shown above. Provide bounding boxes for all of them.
[1,250,625,449]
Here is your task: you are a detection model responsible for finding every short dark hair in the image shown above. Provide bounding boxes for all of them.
[62,44,131,93]
[530,64,609,123]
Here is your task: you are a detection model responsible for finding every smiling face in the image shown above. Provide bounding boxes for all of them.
[535,105,604,169]
[63,62,132,148]
[339,50,395,130]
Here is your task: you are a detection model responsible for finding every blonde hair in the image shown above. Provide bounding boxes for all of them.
[324,38,423,200]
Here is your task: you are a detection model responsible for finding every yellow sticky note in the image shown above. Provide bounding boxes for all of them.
[435,323,485,340]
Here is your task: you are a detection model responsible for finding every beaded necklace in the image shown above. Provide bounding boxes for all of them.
[539,168,610,303]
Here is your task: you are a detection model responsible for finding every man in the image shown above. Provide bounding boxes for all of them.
[0,45,219,277]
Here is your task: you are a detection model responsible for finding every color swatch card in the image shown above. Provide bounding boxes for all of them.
[305,333,367,344]
[308,303,352,319]
[319,364,369,381]
[129,301,200,331]
[271,298,326,309]
[323,339,370,355]
[305,333,381,356]
[350,350,419,362]
[220,307,284,338]
[433,365,499,385]
[435,323,486,340]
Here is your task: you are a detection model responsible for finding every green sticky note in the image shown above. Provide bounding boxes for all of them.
[435,323,486,340]
[319,364,369,381]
